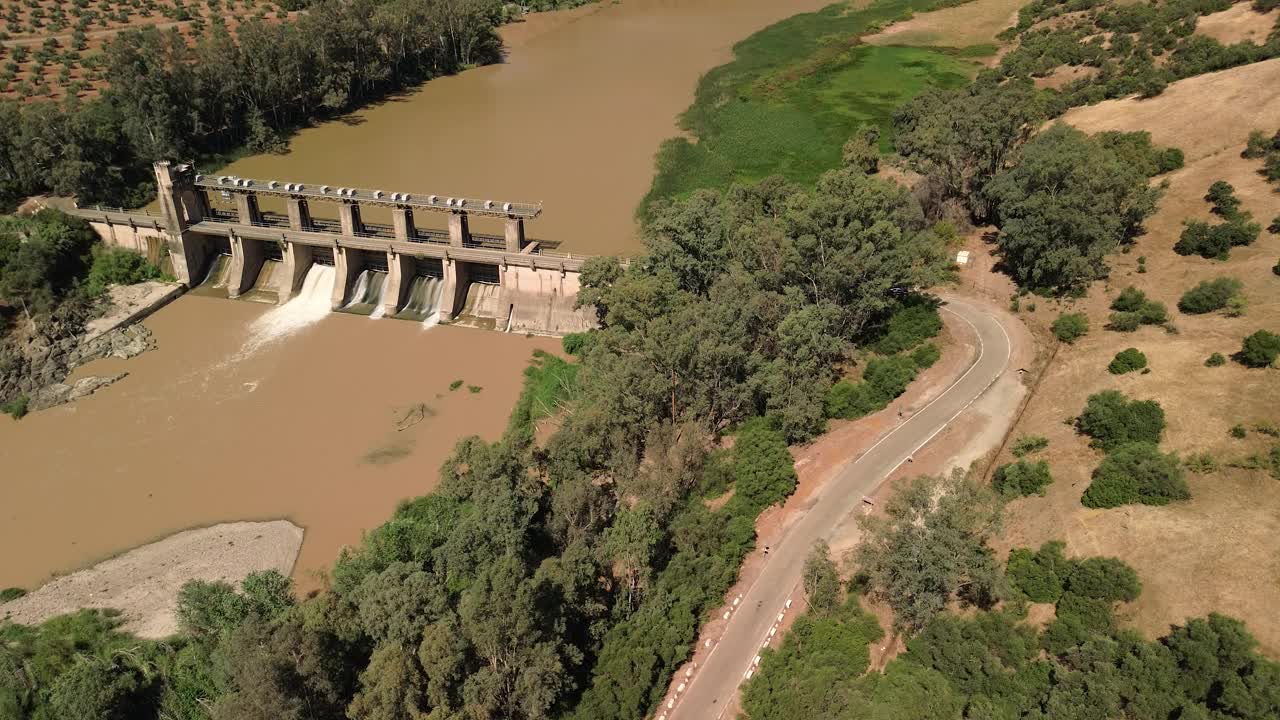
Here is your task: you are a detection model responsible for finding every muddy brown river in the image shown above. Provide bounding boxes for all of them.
[1,0,831,592]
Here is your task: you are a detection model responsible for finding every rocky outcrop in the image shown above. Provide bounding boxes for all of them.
[28,372,130,410]
[1,304,160,412]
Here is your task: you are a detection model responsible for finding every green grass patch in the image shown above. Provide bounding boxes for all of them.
[641,0,977,215]
[505,349,580,444]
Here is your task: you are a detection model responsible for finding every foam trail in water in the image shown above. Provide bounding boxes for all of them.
[238,264,335,356]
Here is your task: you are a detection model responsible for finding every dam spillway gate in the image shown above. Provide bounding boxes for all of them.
[71,161,603,336]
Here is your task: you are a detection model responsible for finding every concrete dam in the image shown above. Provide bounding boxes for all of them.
[70,161,601,336]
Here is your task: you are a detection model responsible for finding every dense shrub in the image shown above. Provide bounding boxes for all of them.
[1244,129,1277,159]
[825,345,938,420]
[869,301,943,354]
[1,394,29,419]
[1238,330,1280,368]
[1204,180,1240,217]
[1005,541,1070,602]
[1270,216,1280,235]
[1011,435,1049,457]
[1052,312,1089,343]
[560,332,593,356]
[1065,556,1142,602]
[993,459,1054,497]
[1178,277,1243,314]
[730,422,798,515]
[1076,390,1165,451]
[1108,347,1148,374]
[1042,591,1116,654]
[85,247,165,296]
[1206,352,1227,367]
[1096,131,1184,176]
[1110,286,1148,313]
[1082,442,1189,508]
[1106,288,1166,330]
[1176,220,1231,260]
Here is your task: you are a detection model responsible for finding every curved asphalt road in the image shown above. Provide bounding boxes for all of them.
[669,296,1013,720]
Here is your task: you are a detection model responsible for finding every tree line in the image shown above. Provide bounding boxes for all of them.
[0,0,510,212]
[0,164,954,719]
[741,476,1280,720]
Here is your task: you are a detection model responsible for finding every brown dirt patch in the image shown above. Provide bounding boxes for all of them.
[864,0,1025,48]
[995,72,1280,657]
[1195,4,1280,46]
[1,521,303,638]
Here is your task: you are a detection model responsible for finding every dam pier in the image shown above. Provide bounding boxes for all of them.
[70,161,598,336]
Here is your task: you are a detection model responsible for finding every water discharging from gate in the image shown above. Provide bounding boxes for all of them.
[342,270,388,318]
[396,275,445,325]
[239,264,335,356]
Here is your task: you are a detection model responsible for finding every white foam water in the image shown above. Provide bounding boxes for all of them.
[238,264,336,356]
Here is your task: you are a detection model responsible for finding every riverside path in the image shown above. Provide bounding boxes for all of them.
[668,295,1015,719]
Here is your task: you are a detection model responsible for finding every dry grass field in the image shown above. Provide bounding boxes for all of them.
[994,58,1280,656]
[0,0,291,101]
[1195,2,1280,45]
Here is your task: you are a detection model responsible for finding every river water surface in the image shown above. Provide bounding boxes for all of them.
[215,0,832,254]
[2,0,831,592]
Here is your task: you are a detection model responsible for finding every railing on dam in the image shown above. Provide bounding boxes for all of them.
[197,174,543,220]
[68,205,165,226]
[186,218,597,272]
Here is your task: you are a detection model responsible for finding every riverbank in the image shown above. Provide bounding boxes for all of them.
[2,281,182,415]
[0,521,303,638]
[640,0,982,214]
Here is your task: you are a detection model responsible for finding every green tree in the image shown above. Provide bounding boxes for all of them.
[802,541,841,617]
[852,472,1003,633]
[985,124,1159,291]
[841,126,881,174]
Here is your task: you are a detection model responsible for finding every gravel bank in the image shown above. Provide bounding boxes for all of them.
[1,520,303,638]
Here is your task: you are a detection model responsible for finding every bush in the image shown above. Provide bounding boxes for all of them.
[1175,220,1230,260]
[1107,311,1142,332]
[1011,435,1049,457]
[0,586,26,601]
[731,422,797,514]
[1269,216,1280,235]
[1108,347,1147,374]
[910,343,941,369]
[1230,424,1247,439]
[85,247,164,295]
[1274,258,1280,277]
[1006,541,1070,602]
[1205,352,1226,367]
[1178,277,1243,314]
[1110,286,1147,312]
[1052,313,1089,343]
[561,332,593,356]
[870,301,943,355]
[993,459,1054,497]
[1204,180,1240,217]
[2,395,29,419]
[1244,129,1274,159]
[1082,442,1189,508]
[1065,556,1141,602]
[1043,592,1116,654]
[1238,330,1280,368]
[1077,390,1165,451]
[1185,452,1219,473]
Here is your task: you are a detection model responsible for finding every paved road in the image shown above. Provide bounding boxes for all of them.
[669,296,1013,720]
